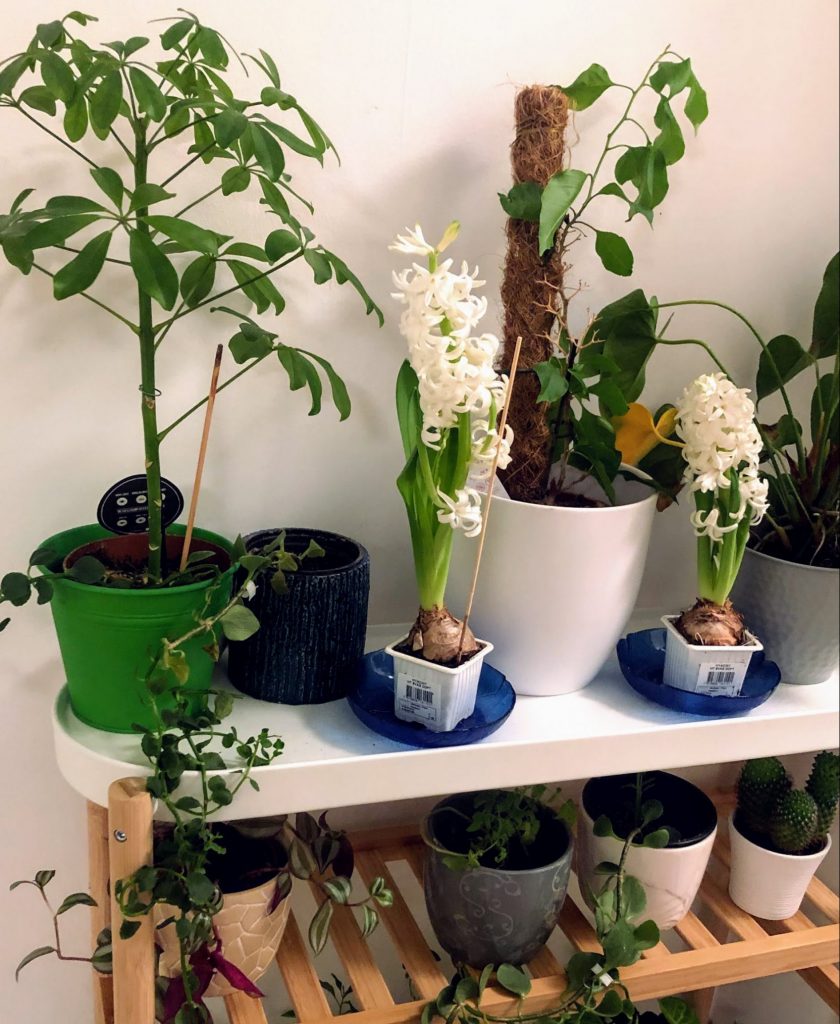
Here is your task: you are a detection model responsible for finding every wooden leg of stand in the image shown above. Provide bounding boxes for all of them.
[689,916,731,1023]
[88,802,114,1024]
[108,779,155,1024]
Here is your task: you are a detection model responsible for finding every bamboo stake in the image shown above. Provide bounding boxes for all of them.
[179,345,223,571]
[457,335,523,658]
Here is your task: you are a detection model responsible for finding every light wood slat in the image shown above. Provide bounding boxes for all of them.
[224,991,270,1024]
[348,824,425,853]
[356,850,447,996]
[528,945,563,977]
[88,802,114,1024]
[763,911,840,1010]
[556,896,600,952]
[404,843,426,888]
[698,875,768,941]
[275,911,333,1020]
[308,882,393,1010]
[674,910,723,950]
[806,874,840,924]
[642,941,671,958]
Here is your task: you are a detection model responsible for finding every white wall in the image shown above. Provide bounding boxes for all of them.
[0,2,837,1021]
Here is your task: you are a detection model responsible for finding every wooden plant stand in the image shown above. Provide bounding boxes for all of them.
[89,784,840,1024]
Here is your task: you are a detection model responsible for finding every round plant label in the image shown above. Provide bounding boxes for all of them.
[97,475,184,535]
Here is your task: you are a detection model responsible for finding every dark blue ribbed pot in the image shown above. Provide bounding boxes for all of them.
[227,528,370,704]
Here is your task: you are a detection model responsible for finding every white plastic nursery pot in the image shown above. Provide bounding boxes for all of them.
[661,615,762,696]
[449,474,657,695]
[577,772,718,931]
[155,874,291,997]
[386,638,493,732]
[727,813,831,920]
[730,547,839,685]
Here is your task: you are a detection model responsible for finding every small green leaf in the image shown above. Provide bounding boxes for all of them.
[180,254,216,306]
[128,67,167,122]
[594,230,633,277]
[68,555,106,584]
[19,86,57,116]
[308,899,334,954]
[641,827,670,849]
[592,814,617,839]
[56,892,97,915]
[129,230,178,309]
[652,97,685,166]
[558,63,613,110]
[303,351,351,420]
[684,74,708,130]
[40,51,75,103]
[251,123,286,180]
[756,334,813,401]
[25,214,99,252]
[90,166,124,208]
[538,168,586,256]
[128,183,175,213]
[63,97,88,142]
[1,572,32,606]
[53,230,111,299]
[811,252,839,358]
[620,875,647,920]
[634,918,660,950]
[265,228,300,262]
[119,919,141,940]
[478,963,494,996]
[454,977,480,1004]
[15,946,55,981]
[160,18,193,50]
[214,108,248,148]
[36,20,64,47]
[304,248,332,284]
[321,877,352,904]
[221,165,250,195]
[650,59,693,97]
[123,36,150,58]
[220,603,260,641]
[499,181,541,221]
[659,996,700,1024]
[495,963,531,997]
[361,905,379,937]
[186,872,216,904]
[534,357,569,403]
[35,870,56,889]
[89,69,123,134]
[0,55,33,98]
[145,215,222,255]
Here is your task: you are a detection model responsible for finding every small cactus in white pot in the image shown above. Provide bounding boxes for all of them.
[729,753,839,919]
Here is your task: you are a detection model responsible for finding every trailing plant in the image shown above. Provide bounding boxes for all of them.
[391,222,513,663]
[633,253,839,568]
[432,786,576,871]
[498,49,705,504]
[419,826,698,1024]
[11,871,112,981]
[0,9,382,601]
[590,773,673,850]
[735,752,839,856]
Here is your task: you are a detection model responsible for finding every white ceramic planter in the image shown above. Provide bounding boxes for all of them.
[156,875,290,997]
[661,615,762,696]
[387,638,493,732]
[728,813,831,920]
[449,474,657,695]
[730,548,839,685]
[577,799,716,931]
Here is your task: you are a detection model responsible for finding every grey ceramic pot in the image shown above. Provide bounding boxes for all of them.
[731,547,839,684]
[422,793,573,968]
[227,528,370,704]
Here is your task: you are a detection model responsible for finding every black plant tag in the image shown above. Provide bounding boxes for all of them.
[97,475,184,535]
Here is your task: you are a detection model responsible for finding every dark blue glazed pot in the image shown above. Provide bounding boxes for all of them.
[422,792,573,968]
[227,528,370,705]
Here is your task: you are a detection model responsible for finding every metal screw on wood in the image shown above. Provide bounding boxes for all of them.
[113,829,127,842]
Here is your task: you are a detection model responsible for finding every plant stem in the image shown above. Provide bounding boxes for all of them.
[133,123,164,581]
[11,102,99,168]
[31,262,139,332]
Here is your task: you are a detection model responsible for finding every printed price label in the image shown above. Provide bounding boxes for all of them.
[395,675,441,724]
[695,658,749,697]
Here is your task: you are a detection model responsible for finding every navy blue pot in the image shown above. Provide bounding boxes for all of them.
[227,528,370,705]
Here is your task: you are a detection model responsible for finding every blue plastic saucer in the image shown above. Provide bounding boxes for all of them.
[617,628,781,717]
[347,649,516,748]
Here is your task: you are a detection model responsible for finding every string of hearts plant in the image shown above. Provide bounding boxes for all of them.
[0,8,382,602]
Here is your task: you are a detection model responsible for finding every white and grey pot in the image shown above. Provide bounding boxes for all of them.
[728,813,831,920]
[730,547,839,685]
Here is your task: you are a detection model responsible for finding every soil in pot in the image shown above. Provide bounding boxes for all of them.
[423,792,573,967]
[63,530,230,584]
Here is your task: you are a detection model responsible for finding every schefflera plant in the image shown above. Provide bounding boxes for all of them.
[0,10,382,583]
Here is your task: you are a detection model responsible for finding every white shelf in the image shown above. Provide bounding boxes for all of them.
[52,611,839,816]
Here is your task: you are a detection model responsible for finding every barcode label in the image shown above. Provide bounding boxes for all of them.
[695,660,747,697]
[406,684,435,704]
[706,669,735,685]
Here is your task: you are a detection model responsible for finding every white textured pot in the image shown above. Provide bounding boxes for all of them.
[728,813,831,920]
[156,875,290,997]
[730,548,839,685]
[577,802,716,931]
[449,475,657,695]
[387,638,493,732]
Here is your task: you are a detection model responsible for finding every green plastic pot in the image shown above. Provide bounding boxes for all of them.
[39,524,234,733]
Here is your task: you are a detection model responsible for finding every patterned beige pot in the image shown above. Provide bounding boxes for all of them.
[155,875,290,997]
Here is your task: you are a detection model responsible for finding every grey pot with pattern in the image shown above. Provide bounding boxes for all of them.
[421,793,573,968]
[731,547,839,685]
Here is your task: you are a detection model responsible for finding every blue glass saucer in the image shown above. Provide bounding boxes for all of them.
[347,649,516,748]
[617,628,781,717]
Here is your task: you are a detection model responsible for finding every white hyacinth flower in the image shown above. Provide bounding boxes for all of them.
[436,487,483,538]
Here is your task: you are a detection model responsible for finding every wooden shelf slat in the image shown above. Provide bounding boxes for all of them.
[275,911,333,1020]
[308,883,394,1010]
[556,897,600,952]
[223,991,269,1024]
[763,910,840,1010]
[528,945,563,977]
[355,850,448,997]
[674,910,722,950]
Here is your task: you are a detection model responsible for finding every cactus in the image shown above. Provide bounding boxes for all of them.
[769,790,820,854]
[805,751,840,838]
[736,757,791,839]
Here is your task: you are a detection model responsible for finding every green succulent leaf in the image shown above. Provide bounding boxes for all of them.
[1,572,31,606]
[495,962,531,997]
[219,603,260,641]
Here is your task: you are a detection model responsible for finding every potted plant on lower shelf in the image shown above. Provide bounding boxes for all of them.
[0,10,382,732]
[577,771,718,931]
[660,373,769,695]
[729,753,839,920]
[421,787,576,967]
[385,223,513,731]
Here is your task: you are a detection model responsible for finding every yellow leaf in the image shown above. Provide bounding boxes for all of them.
[613,403,681,466]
